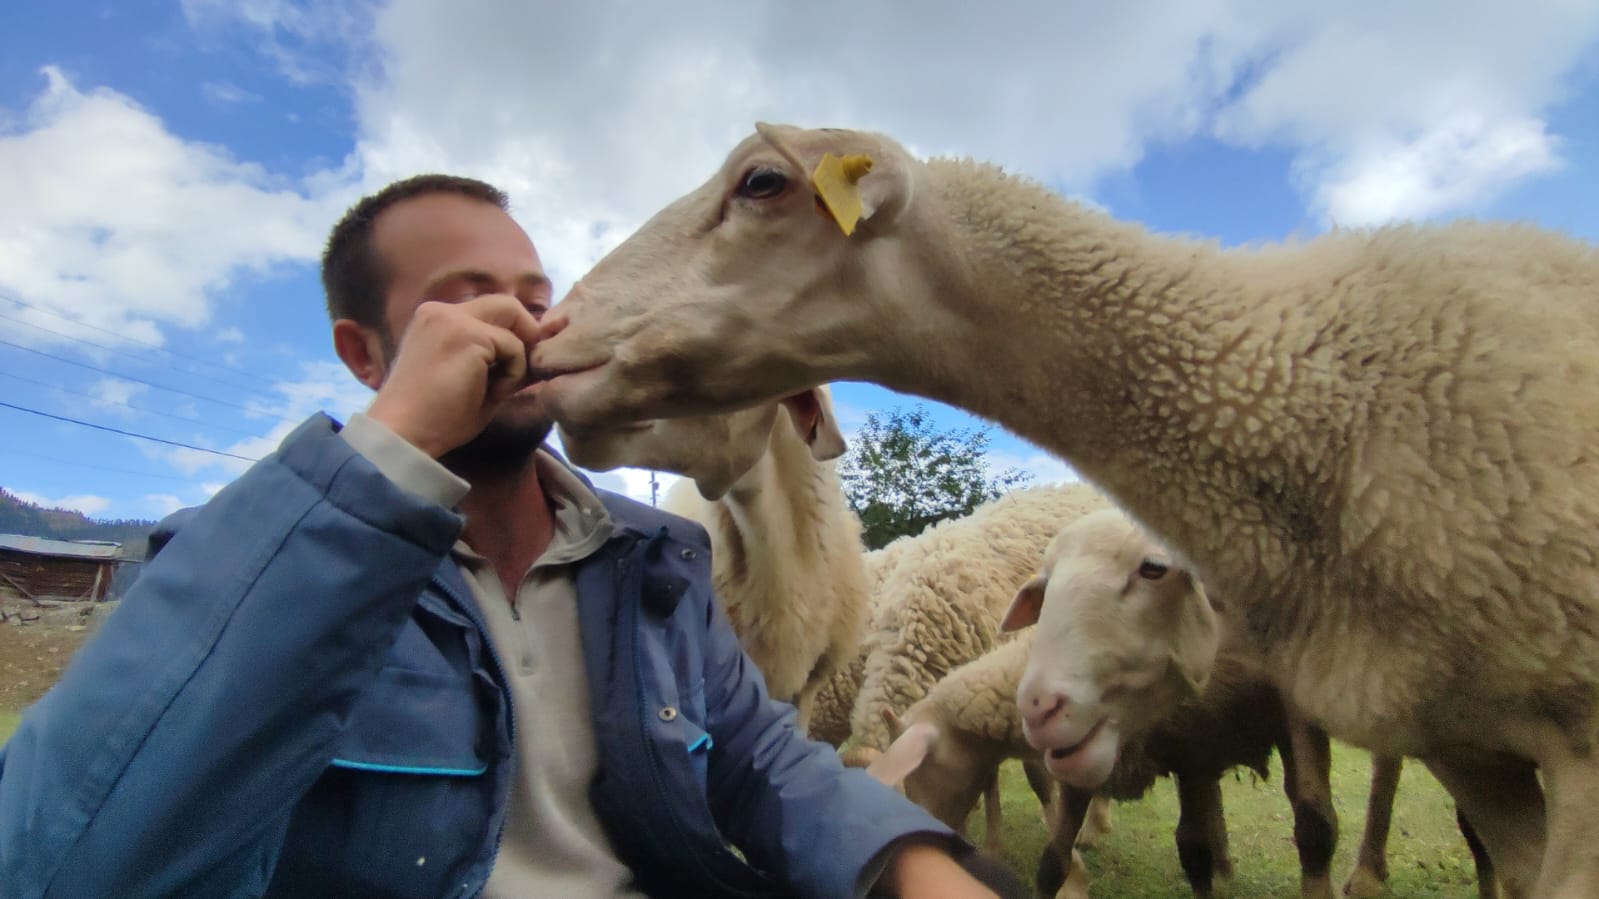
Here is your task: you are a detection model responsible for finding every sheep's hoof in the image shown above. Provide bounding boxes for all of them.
[1298,873,1336,899]
[1342,865,1387,899]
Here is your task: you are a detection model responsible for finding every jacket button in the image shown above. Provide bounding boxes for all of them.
[680,548,696,560]
[659,706,678,721]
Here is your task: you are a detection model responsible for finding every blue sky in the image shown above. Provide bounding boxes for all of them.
[2,0,1597,523]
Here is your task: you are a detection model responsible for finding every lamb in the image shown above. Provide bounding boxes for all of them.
[1003,508,1337,899]
[848,483,1108,752]
[556,386,868,732]
[534,122,1599,898]
[858,628,1111,858]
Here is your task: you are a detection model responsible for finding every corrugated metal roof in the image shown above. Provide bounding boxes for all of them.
[0,534,124,560]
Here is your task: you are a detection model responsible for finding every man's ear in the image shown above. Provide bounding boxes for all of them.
[332,319,388,391]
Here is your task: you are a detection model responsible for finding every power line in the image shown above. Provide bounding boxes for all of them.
[0,338,297,424]
[0,370,267,438]
[0,293,282,391]
[0,445,212,485]
[0,400,262,463]
[0,309,286,404]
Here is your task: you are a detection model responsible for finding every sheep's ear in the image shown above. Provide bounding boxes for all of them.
[754,122,913,235]
[1167,578,1220,698]
[1001,574,1047,631]
[781,388,846,461]
[865,721,938,789]
[880,706,907,742]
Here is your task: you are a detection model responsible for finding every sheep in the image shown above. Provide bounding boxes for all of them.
[807,542,909,748]
[847,483,1110,753]
[1346,753,1498,899]
[556,386,868,733]
[1004,508,1337,899]
[535,122,1599,898]
[859,628,1113,858]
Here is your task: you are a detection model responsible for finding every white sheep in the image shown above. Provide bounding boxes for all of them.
[1005,508,1338,899]
[848,483,1109,753]
[557,387,868,733]
[859,628,1111,858]
[536,122,1599,898]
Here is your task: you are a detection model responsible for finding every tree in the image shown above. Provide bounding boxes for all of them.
[839,405,1033,550]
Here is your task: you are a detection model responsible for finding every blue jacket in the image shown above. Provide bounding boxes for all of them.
[0,414,952,898]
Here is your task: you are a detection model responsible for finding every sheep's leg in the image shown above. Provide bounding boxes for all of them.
[1456,808,1498,899]
[1528,738,1599,899]
[1344,753,1403,898]
[1422,754,1542,899]
[981,770,1004,855]
[1079,794,1115,851]
[1278,715,1337,899]
[1022,756,1055,821]
[1174,772,1225,897]
[1035,783,1093,899]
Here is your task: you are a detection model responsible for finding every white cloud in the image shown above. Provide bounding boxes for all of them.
[200,81,262,105]
[0,66,342,353]
[144,493,186,515]
[88,377,149,418]
[149,360,374,476]
[215,327,245,344]
[987,448,1082,490]
[12,490,111,516]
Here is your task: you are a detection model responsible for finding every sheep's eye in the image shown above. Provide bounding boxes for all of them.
[1138,559,1169,580]
[736,168,789,200]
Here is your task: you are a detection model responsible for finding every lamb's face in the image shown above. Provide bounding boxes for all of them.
[1004,509,1219,790]
[531,123,916,433]
[556,387,844,501]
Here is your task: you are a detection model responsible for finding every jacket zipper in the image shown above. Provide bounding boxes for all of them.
[623,536,775,898]
[429,573,516,899]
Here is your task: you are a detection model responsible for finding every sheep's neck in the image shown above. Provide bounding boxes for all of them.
[718,420,837,610]
[885,160,1361,595]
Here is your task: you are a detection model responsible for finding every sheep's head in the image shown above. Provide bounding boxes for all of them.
[532,123,921,433]
[865,709,986,828]
[1003,509,1219,791]
[556,386,845,501]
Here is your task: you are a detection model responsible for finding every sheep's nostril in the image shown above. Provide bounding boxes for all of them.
[1025,694,1068,732]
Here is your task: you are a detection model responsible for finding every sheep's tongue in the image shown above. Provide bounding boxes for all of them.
[1044,720,1119,789]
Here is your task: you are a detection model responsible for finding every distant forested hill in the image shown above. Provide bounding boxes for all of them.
[0,488,157,550]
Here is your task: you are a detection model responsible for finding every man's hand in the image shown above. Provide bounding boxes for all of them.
[876,843,1002,899]
[364,294,544,458]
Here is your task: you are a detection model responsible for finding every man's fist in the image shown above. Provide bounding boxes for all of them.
[365,294,545,458]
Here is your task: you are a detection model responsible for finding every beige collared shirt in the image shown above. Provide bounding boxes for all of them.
[341,413,646,898]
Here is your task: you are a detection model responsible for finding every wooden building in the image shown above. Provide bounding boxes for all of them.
[0,534,125,603]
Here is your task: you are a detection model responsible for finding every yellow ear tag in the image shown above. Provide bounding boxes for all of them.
[811,153,874,236]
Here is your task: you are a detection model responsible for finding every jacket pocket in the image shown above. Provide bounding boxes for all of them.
[331,665,489,775]
[267,666,496,897]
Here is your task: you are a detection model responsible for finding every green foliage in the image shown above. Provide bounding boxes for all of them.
[0,488,156,548]
[839,405,1032,550]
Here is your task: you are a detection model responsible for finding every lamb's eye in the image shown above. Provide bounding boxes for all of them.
[736,168,788,200]
[1138,559,1169,580]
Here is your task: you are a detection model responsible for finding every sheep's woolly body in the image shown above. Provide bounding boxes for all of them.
[662,404,869,726]
[807,545,908,747]
[852,483,1108,750]
[892,630,1039,829]
[908,158,1599,761]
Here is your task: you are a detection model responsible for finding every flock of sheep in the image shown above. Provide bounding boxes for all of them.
[546,121,1599,899]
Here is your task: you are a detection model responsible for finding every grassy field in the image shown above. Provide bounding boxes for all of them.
[0,711,16,743]
[979,743,1482,897]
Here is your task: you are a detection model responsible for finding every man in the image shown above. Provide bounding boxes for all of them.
[0,175,1021,898]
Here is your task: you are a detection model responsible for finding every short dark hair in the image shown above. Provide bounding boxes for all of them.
[321,174,510,328]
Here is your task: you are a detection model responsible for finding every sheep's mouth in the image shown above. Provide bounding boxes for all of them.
[1043,716,1119,789]
[1048,717,1108,763]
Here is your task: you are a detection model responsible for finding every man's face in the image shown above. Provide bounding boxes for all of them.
[369,192,555,470]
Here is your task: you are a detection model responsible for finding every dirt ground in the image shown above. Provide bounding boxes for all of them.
[0,621,92,712]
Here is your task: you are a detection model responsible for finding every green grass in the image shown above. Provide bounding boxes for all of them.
[979,743,1482,897]
[0,711,17,744]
